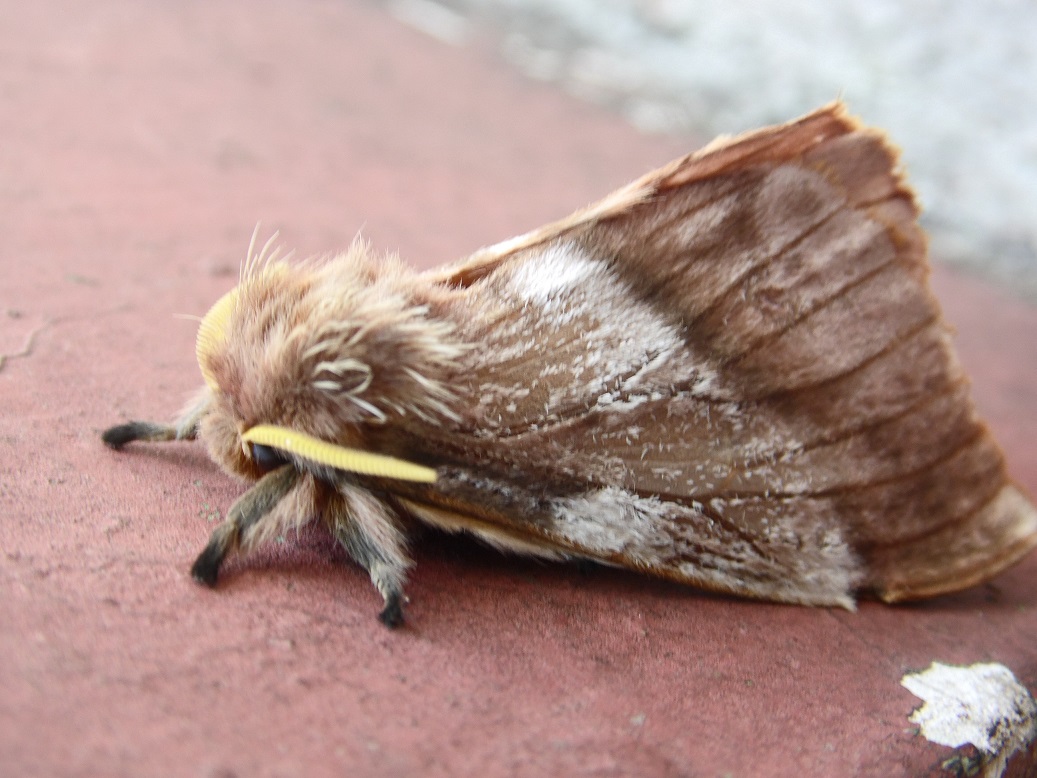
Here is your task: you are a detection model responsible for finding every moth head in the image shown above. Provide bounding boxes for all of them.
[195,244,462,482]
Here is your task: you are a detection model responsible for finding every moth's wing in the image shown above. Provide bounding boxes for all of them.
[394,102,1037,606]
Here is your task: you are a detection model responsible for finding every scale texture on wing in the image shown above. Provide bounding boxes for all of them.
[390,103,1037,606]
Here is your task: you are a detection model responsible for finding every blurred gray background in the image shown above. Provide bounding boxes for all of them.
[383,0,1037,301]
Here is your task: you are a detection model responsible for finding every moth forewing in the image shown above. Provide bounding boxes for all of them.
[102,102,1037,626]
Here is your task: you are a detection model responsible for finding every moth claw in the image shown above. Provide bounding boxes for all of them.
[191,542,224,587]
[377,592,405,628]
[101,425,133,449]
[101,421,179,449]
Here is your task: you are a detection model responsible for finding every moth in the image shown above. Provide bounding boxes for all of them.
[103,102,1037,627]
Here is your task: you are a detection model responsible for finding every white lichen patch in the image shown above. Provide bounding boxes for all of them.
[901,661,1037,778]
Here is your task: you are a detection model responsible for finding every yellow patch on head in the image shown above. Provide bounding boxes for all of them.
[242,424,438,483]
[196,286,239,391]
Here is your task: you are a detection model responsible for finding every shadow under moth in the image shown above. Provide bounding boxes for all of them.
[103,102,1037,627]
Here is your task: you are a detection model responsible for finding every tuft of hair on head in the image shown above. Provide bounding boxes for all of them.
[203,240,470,449]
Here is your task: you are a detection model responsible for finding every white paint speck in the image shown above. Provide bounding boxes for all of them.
[902,661,1037,778]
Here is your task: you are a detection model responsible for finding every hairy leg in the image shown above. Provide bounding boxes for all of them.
[331,485,412,628]
[102,389,210,448]
[191,465,299,585]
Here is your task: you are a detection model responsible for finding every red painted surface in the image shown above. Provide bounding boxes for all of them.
[1,2,1034,776]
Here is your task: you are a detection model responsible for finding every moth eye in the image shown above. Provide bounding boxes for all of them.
[251,442,289,473]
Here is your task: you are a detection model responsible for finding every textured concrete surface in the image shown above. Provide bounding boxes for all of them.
[1,2,1035,776]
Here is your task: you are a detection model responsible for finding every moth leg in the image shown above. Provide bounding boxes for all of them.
[102,421,189,448]
[331,486,412,628]
[335,524,408,628]
[102,388,210,449]
[191,464,299,586]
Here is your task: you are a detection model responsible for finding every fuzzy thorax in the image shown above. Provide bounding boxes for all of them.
[197,243,467,480]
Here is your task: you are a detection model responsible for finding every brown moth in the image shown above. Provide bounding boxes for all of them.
[103,102,1037,627]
